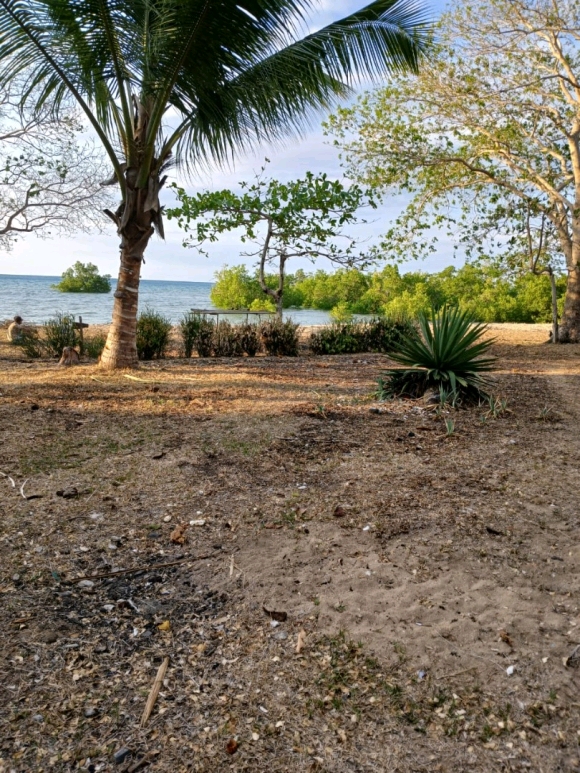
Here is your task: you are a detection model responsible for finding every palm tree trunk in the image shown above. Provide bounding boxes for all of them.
[99,185,156,369]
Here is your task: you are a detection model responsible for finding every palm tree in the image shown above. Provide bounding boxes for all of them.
[0,0,429,369]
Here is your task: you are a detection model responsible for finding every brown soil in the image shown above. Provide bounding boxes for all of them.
[0,323,578,773]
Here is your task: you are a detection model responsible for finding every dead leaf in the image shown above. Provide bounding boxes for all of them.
[226,738,238,755]
[333,505,347,518]
[499,629,514,649]
[263,606,287,622]
[170,523,188,544]
[296,629,306,654]
[157,620,171,632]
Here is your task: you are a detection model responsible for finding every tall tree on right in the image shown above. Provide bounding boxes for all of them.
[327,0,580,341]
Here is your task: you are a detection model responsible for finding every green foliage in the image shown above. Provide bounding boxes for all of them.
[43,313,79,357]
[310,322,364,355]
[330,302,354,322]
[212,321,244,357]
[208,263,565,323]
[325,0,580,329]
[52,262,111,293]
[180,312,204,358]
[84,334,107,359]
[259,318,300,356]
[136,309,172,360]
[237,323,261,357]
[379,307,496,402]
[310,317,415,355]
[15,329,44,358]
[195,318,216,358]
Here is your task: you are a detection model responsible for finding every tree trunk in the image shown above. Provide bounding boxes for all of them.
[548,269,559,344]
[275,294,283,319]
[559,267,580,342]
[99,183,156,369]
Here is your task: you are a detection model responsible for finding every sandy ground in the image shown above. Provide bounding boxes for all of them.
[0,322,578,773]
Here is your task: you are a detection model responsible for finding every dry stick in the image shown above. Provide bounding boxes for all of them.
[68,551,221,583]
[140,657,169,727]
[0,471,15,487]
[19,479,28,499]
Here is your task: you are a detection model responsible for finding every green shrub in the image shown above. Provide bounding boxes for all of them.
[212,321,243,357]
[195,317,216,357]
[43,312,79,357]
[310,322,363,355]
[15,329,44,358]
[136,308,172,360]
[259,318,300,356]
[362,317,417,353]
[377,306,496,402]
[84,334,107,359]
[237,322,261,356]
[180,312,203,358]
[310,317,415,355]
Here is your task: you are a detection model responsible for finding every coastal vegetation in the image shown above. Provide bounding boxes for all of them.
[168,169,376,317]
[52,262,111,293]
[0,0,428,369]
[326,0,580,340]
[209,263,566,324]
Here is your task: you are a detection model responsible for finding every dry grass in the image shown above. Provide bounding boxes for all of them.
[0,322,579,773]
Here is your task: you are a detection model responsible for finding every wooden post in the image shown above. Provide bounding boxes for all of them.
[74,316,89,356]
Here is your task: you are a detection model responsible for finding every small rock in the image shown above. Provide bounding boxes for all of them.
[32,714,44,723]
[78,580,94,589]
[274,630,288,641]
[163,515,172,522]
[102,604,115,612]
[12,573,20,582]
[41,631,58,644]
[56,486,79,499]
[189,519,206,526]
[113,747,131,765]
[84,707,97,718]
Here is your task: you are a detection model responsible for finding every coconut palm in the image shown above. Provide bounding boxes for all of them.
[0,0,429,368]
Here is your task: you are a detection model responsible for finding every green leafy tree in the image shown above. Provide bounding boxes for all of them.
[0,0,428,368]
[169,169,377,316]
[53,261,111,293]
[327,0,580,341]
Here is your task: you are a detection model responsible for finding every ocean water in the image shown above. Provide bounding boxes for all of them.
[0,274,333,326]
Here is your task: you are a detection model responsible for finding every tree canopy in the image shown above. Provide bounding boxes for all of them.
[52,261,112,293]
[168,169,376,315]
[326,0,580,340]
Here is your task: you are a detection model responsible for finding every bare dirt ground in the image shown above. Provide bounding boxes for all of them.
[0,323,579,773]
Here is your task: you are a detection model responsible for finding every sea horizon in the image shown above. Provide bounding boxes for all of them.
[0,273,334,326]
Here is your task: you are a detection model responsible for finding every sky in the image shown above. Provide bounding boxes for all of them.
[0,0,450,283]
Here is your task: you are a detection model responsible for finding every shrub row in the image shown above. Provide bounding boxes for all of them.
[309,317,416,355]
[177,313,299,359]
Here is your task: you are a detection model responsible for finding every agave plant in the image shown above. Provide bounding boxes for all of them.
[378,306,496,401]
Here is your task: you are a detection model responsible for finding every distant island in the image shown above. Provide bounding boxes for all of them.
[52,261,111,293]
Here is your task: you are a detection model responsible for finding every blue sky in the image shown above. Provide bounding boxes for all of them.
[0,0,450,282]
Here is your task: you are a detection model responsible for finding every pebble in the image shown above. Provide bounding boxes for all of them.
[84,707,97,718]
[163,515,172,522]
[274,630,288,641]
[78,580,94,589]
[12,574,20,582]
[32,714,44,723]
[113,748,131,765]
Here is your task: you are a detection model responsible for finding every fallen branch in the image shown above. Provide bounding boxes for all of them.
[140,657,169,727]
[68,551,222,583]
